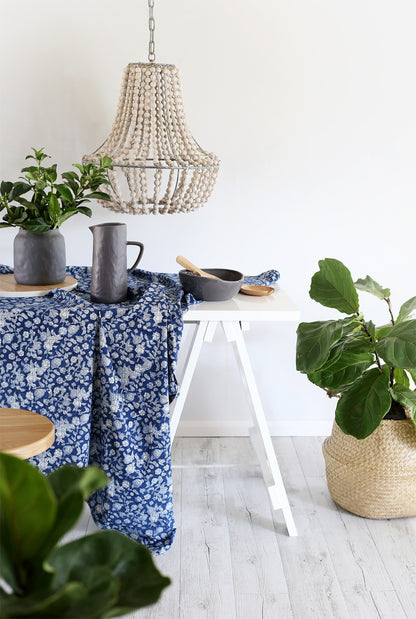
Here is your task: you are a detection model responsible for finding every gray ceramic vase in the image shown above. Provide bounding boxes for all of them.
[13,228,66,285]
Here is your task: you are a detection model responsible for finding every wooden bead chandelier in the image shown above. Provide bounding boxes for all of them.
[83,1,219,215]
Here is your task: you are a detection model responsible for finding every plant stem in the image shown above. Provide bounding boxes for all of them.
[358,314,383,373]
[385,297,395,325]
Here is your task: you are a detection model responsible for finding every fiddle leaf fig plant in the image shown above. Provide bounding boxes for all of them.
[0,148,113,234]
[296,258,416,439]
[0,453,170,618]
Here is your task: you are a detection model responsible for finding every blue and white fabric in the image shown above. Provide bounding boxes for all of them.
[0,264,279,553]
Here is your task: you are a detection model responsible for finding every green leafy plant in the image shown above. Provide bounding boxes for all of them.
[0,148,113,234]
[296,258,416,439]
[0,453,170,618]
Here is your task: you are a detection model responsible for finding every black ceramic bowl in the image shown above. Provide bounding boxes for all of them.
[179,268,244,301]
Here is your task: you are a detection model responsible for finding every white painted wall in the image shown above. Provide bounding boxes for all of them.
[1,1,415,435]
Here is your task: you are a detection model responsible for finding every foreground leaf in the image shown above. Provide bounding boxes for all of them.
[354,275,390,300]
[0,454,57,585]
[376,319,416,368]
[0,582,86,618]
[47,531,170,617]
[310,258,360,314]
[44,465,108,553]
[335,367,391,438]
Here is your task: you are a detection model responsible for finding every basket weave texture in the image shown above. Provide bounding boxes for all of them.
[322,420,416,519]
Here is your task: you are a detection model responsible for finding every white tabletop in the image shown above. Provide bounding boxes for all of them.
[183,287,300,323]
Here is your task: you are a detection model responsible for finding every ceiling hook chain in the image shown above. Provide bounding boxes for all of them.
[148,0,155,62]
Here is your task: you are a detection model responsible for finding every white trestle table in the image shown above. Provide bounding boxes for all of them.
[170,287,300,536]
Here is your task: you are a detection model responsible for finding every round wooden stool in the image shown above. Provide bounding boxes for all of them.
[0,407,55,459]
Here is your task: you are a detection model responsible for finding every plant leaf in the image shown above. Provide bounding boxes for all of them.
[390,384,416,424]
[44,465,108,552]
[394,368,410,388]
[375,324,392,340]
[296,319,345,373]
[0,582,87,618]
[48,193,60,218]
[397,297,416,323]
[101,156,113,168]
[9,182,31,201]
[0,454,57,584]
[1,181,13,195]
[335,367,391,438]
[55,208,78,227]
[407,368,416,386]
[354,275,390,300]
[376,319,416,369]
[309,258,360,314]
[47,531,170,616]
[62,171,79,181]
[55,183,74,202]
[308,335,374,391]
[22,218,50,233]
[85,191,111,201]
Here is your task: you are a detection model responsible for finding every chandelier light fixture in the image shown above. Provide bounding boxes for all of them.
[83,0,220,215]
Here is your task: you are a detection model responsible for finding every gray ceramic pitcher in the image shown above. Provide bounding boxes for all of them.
[90,223,144,303]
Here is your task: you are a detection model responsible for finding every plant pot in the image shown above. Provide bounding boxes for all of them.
[323,420,416,519]
[13,228,66,285]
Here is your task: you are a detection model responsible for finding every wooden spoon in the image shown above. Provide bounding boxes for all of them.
[176,256,274,297]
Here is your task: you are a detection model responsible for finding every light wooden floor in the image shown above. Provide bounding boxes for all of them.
[72,437,416,619]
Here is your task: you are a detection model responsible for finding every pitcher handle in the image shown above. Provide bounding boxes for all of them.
[127,241,144,273]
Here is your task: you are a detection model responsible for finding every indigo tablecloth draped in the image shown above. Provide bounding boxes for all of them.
[0,265,279,554]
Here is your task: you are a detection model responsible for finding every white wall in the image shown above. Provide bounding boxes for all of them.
[1,0,415,435]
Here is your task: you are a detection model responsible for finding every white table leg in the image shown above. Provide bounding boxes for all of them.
[221,321,297,536]
[170,321,213,445]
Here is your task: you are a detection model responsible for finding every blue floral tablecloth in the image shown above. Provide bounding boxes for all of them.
[0,265,279,554]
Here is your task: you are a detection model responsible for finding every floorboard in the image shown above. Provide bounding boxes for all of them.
[73,437,415,619]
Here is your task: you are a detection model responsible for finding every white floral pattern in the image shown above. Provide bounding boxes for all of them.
[0,264,279,554]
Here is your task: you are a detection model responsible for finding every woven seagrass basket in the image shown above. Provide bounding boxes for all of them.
[323,419,416,519]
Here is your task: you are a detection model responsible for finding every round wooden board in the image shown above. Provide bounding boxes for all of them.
[0,407,55,459]
[0,274,77,297]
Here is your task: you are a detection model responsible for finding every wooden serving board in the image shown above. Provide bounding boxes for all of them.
[0,274,77,297]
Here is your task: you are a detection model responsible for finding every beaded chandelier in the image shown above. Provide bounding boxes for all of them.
[83,1,219,215]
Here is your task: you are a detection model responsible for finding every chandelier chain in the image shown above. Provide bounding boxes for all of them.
[148,0,155,62]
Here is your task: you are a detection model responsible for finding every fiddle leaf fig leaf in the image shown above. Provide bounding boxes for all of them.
[44,465,108,554]
[310,258,360,314]
[397,297,416,324]
[407,368,416,386]
[47,531,170,616]
[0,453,57,574]
[375,324,393,340]
[335,367,391,439]
[308,335,374,391]
[394,368,410,388]
[390,384,416,424]
[354,275,390,300]
[365,320,377,340]
[376,319,416,369]
[296,319,345,373]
